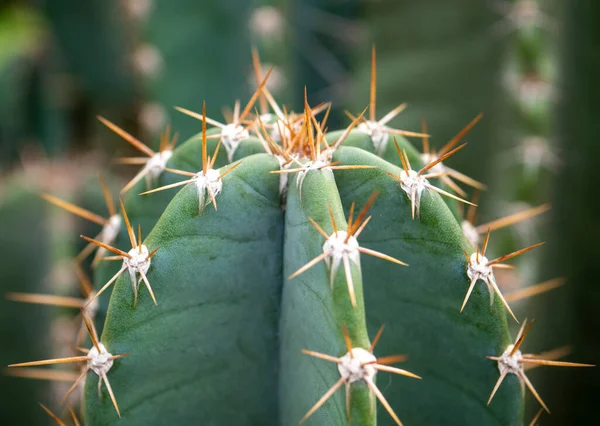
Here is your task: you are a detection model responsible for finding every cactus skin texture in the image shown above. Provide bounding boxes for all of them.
[83,102,522,425]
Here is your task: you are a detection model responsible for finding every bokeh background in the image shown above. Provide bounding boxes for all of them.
[0,0,598,424]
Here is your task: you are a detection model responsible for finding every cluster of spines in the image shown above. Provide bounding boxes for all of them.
[4,46,593,425]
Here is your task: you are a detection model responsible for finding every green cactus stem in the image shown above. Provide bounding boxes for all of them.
[81,101,525,425]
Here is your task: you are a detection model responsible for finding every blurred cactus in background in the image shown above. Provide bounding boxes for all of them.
[534,0,600,424]
[0,0,598,425]
[0,157,118,424]
[0,3,67,166]
[0,173,52,425]
[290,0,362,127]
[491,3,563,422]
[127,0,252,142]
[348,0,506,189]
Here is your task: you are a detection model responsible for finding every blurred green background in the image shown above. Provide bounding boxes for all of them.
[0,0,597,424]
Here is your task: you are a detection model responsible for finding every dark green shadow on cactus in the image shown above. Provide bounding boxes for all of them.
[333,147,523,426]
[84,154,283,425]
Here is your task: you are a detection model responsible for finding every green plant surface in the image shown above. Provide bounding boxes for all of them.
[93,120,271,308]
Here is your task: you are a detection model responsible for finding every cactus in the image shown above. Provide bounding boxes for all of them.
[55,86,576,425]
[485,0,558,253]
